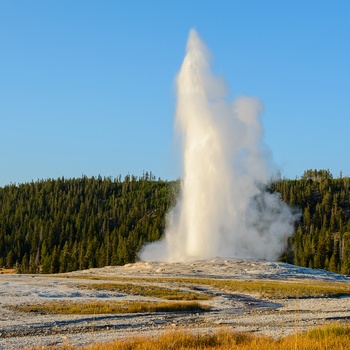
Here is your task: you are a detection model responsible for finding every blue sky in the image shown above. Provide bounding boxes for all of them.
[1,1,349,186]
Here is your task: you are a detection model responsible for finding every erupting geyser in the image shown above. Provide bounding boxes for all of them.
[139,29,297,261]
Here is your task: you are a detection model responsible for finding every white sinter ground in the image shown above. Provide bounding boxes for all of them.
[1,258,350,349]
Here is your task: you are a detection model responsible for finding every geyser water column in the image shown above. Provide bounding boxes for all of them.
[139,29,297,262]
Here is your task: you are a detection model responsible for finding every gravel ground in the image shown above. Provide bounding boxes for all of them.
[0,258,349,349]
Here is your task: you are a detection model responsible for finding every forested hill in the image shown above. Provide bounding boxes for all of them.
[0,174,178,273]
[271,169,350,274]
[0,169,350,275]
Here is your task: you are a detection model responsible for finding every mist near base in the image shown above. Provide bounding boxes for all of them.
[140,29,297,262]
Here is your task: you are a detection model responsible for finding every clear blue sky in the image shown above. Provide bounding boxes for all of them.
[1,1,349,186]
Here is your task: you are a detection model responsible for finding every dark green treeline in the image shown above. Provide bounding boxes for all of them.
[0,173,178,273]
[272,169,350,275]
[1,169,350,274]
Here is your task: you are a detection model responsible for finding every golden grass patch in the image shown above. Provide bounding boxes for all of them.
[186,278,350,299]
[80,282,212,300]
[13,300,209,315]
[27,324,350,349]
[0,268,16,274]
[60,274,350,299]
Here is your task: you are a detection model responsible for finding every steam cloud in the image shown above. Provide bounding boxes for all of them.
[139,29,297,261]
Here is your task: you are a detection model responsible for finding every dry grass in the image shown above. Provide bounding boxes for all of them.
[0,268,16,274]
[13,300,209,315]
[61,274,350,299]
[184,278,350,299]
[81,282,212,300]
[27,324,350,349]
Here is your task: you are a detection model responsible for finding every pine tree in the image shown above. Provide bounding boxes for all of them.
[50,246,60,274]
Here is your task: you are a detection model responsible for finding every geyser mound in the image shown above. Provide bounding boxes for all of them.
[140,29,298,262]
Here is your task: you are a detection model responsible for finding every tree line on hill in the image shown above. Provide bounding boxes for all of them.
[271,169,350,274]
[0,173,178,273]
[0,169,349,275]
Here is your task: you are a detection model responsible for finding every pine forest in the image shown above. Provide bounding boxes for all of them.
[0,169,350,275]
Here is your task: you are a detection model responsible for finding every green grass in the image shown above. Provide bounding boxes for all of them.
[13,300,210,315]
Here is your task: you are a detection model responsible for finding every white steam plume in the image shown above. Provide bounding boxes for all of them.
[139,29,297,261]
